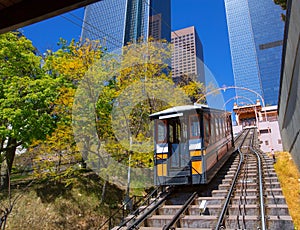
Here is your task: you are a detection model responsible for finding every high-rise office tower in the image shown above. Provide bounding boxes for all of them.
[224,0,284,106]
[81,0,171,52]
[171,26,205,84]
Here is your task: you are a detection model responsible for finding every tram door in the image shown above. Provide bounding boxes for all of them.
[168,119,189,171]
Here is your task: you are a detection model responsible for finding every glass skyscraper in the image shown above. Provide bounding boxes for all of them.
[224,0,284,106]
[81,0,171,52]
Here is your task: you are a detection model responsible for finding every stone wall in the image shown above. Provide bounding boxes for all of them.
[278,0,300,170]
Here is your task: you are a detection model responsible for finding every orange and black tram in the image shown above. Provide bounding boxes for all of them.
[150,104,234,186]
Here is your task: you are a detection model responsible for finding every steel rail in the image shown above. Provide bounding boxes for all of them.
[250,146,266,230]
[162,192,198,230]
[214,129,251,230]
[124,191,170,230]
[252,132,280,217]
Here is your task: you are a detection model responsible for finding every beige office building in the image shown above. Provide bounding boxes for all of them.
[171,26,205,84]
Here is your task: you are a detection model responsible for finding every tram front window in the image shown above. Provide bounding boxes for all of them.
[190,115,200,138]
[157,120,166,143]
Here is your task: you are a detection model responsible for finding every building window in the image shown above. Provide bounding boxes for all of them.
[278,139,282,144]
[265,140,269,145]
[260,129,271,134]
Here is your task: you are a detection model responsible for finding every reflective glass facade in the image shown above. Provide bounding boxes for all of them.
[81,0,171,52]
[224,0,284,106]
[81,0,127,52]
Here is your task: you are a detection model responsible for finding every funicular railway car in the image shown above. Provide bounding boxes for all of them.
[150,104,234,186]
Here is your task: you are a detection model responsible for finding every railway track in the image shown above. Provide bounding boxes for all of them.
[111,128,294,230]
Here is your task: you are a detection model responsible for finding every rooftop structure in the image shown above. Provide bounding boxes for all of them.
[233,100,282,152]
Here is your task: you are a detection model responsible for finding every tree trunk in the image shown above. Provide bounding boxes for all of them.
[3,138,17,189]
[100,178,108,204]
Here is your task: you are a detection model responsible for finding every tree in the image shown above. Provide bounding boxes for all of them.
[0,32,61,188]
[274,0,287,10]
[274,0,287,21]
[72,40,206,193]
[30,38,104,184]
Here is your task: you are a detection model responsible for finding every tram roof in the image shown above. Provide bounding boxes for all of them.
[149,104,228,119]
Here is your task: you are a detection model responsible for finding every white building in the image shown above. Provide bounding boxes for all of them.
[233,101,282,153]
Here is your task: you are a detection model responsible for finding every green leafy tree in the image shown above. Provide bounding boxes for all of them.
[0,32,61,188]
[274,0,287,21]
[274,0,287,10]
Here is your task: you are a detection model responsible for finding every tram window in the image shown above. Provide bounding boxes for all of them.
[157,120,166,143]
[181,120,188,142]
[168,120,181,143]
[169,123,174,143]
[219,118,223,137]
[221,117,225,136]
[204,115,210,145]
[227,116,232,134]
[190,115,200,138]
[176,122,181,143]
[210,116,215,142]
[215,116,219,139]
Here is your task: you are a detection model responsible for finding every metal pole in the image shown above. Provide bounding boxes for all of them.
[127,137,132,196]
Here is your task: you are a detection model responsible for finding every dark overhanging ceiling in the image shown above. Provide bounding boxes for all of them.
[0,0,101,34]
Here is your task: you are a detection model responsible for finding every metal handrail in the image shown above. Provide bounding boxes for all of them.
[125,191,170,229]
[98,187,159,230]
[98,195,134,230]
[131,187,160,216]
[115,187,163,229]
[163,192,198,230]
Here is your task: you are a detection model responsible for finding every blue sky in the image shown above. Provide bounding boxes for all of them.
[21,0,236,110]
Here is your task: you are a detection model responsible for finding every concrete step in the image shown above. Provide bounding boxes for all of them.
[264,172,278,177]
[266,204,291,216]
[228,204,258,215]
[188,204,222,215]
[239,169,257,173]
[238,172,258,177]
[267,215,294,229]
[212,189,228,197]
[265,188,283,196]
[145,215,175,227]
[158,205,182,215]
[225,215,260,229]
[224,174,235,179]
[231,196,258,205]
[264,181,281,189]
[195,197,224,205]
[266,195,288,204]
[264,176,279,183]
[180,215,218,228]
[222,178,233,183]
[234,188,258,196]
[111,227,127,230]
[235,182,258,189]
